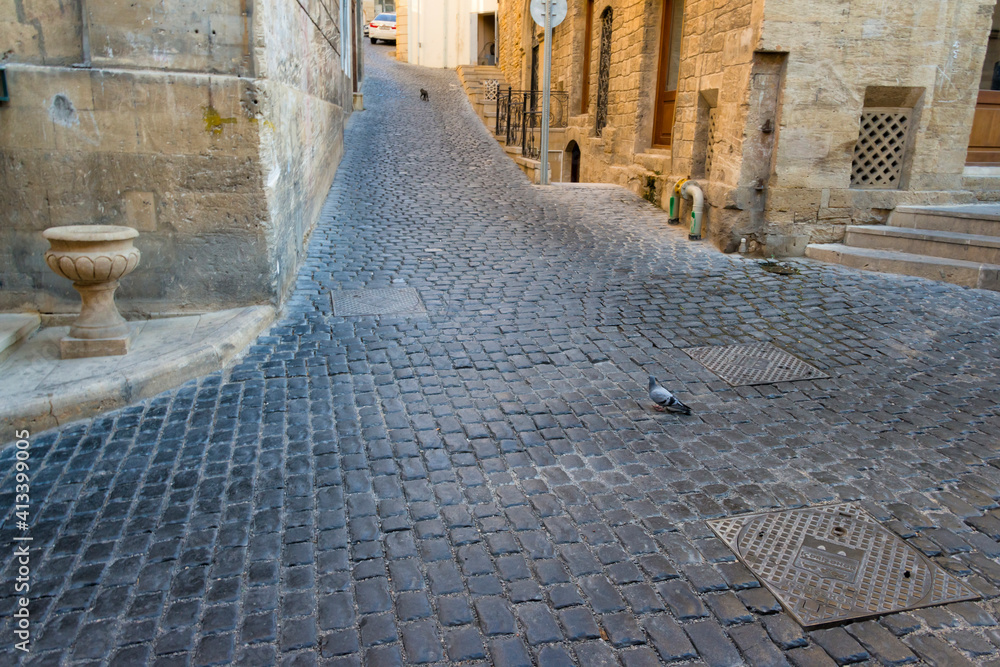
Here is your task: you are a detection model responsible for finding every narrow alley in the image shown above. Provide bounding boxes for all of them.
[5,44,1000,666]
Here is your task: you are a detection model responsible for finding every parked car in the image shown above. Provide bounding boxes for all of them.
[370,13,396,44]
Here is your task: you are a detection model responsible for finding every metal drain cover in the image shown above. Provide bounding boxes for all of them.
[331,288,426,316]
[708,504,977,627]
[684,342,827,386]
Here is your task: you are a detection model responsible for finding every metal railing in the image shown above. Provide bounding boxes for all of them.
[495,88,569,160]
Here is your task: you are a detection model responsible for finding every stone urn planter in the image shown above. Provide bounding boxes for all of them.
[42,225,141,359]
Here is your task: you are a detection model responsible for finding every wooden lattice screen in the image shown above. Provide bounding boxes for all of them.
[850,109,910,189]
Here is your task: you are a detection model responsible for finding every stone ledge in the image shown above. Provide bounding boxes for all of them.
[0,306,275,435]
[0,313,41,364]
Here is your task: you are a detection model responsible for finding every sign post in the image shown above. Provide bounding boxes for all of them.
[529,0,567,185]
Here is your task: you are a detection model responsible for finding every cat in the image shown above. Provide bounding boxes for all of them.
[420,88,429,101]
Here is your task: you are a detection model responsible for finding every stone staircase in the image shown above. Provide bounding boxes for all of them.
[805,204,1000,291]
[457,65,566,184]
[457,65,506,132]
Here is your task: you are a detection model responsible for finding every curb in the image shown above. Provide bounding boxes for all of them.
[0,306,275,435]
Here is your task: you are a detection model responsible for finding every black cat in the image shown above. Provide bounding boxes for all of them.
[420,88,429,101]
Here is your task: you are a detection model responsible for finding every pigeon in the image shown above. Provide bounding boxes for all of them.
[648,375,691,415]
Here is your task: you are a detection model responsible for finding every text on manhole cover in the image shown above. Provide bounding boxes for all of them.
[708,503,977,627]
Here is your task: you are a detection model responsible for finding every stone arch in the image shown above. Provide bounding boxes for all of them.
[565,140,582,182]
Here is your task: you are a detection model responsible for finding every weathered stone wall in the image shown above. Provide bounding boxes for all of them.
[497,0,1000,255]
[497,0,525,85]
[757,0,996,254]
[87,1,254,75]
[498,2,694,193]
[0,0,353,314]
[253,0,354,303]
[0,0,83,66]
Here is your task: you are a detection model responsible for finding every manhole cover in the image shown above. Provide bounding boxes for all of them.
[708,504,977,627]
[684,342,827,386]
[331,287,426,316]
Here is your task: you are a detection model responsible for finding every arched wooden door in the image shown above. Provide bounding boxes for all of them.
[653,1,684,148]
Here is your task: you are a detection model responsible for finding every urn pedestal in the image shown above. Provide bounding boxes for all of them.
[42,225,141,359]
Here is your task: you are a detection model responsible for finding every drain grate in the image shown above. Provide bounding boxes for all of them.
[684,342,827,386]
[708,504,977,627]
[331,287,426,316]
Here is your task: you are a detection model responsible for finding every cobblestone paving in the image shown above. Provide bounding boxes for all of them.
[5,44,1000,666]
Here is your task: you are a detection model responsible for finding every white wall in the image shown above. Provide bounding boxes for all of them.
[408,0,498,68]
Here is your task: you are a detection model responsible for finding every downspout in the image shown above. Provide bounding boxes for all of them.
[681,180,705,241]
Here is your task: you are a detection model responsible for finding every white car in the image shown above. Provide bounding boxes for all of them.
[369,13,396,44]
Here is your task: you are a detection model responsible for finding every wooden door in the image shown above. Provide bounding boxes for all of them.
[653,1,679,148]
[967,90,1000,165]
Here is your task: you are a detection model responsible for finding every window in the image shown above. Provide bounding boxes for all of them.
[581,0,594,114]
[595,7,612,136]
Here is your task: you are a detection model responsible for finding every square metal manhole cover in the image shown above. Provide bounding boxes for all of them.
[708,503,978,627]
[684,342,827,386]
[331,288,426,316]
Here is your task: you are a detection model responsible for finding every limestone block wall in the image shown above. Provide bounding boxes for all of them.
[87,0,253,75]
[499,1,660,179]
[497,0,526,83]
[0,0,354,315]
[253,0,354,304]
[498,0,1000,255]
[0,0,82,65]
[757,0,997,251]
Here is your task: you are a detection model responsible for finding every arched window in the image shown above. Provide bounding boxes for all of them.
[596,7,612,136]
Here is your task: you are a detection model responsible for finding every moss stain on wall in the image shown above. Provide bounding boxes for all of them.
[203,105,238,134]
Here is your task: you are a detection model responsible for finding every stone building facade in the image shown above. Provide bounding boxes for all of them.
[395,0,498,68]
[498,0,1000,254]
[0,1,362,316]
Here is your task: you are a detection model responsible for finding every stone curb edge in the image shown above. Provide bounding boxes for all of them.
[0,305,275,438]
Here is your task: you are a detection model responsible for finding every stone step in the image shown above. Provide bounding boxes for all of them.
[0,313,40,364]
[845,225,1000,265]
[805,243,1000,291]
[890,204,1000,236]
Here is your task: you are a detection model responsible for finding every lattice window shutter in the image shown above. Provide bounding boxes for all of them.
[484,79,499,101]
[851,109,911,189]
[705,107,718,177]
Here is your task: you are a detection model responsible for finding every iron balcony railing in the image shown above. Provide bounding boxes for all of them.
[495,88,569,160]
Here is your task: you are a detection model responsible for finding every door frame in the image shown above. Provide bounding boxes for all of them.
[652,0,679,148]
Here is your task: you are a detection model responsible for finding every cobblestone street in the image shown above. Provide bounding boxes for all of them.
[6,44,1000,666]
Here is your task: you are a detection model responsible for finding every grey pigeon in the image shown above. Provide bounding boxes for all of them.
[648,375,691,415]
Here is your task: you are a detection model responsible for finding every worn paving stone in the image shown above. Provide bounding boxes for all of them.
[684,619,744,667]
[845,620,917,665]
[4,42,1000,667]
[810,627,870,665]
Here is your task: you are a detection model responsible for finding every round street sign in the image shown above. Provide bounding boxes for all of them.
[530,0,567,28]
